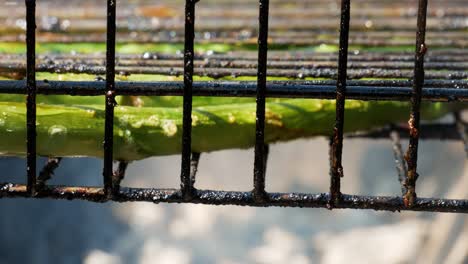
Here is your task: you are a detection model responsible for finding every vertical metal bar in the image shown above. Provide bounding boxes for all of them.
[190,152,201,185]
[181,0,197,200]
[390,130,408,196]
[329,0,350,206]
[253,0,270,202]
[103,0,117,196]
[112,161,128,194]
[404,0,428,208]
[25,0,36,196]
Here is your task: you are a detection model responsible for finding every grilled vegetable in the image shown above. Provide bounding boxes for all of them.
[0,99,457,161]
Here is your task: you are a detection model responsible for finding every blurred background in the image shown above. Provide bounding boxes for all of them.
[0,140,466,263]
[0,0,467,263]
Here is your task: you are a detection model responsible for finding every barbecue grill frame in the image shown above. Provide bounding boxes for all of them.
[0,0,467,213]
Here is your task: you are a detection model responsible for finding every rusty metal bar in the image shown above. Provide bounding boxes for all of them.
[1,183,467,213]
[103,0,117,196]
[2,65,466,80]
[253,0,270,202]
[1,60,467,77]
[0,80,467,102]
[25,0,37,196]
[180,0,197,200]
[404,0,428,208]
[22,60,464,71]
[329,0,350,206]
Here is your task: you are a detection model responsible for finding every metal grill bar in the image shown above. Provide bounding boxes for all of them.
[0,80,466,101]
[253,0,270,202]
[1,184,467,213]
[3,65,467,79]
[3,58,467,71]
[103,0,117,196]
[404,0,428,208]
[180,0,197,200]
[25,0,36,196]
[329,0,350,206]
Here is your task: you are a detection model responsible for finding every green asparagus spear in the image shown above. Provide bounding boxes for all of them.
[0,99,455,161]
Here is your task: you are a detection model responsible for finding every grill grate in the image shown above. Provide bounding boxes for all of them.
[0,0,467,213]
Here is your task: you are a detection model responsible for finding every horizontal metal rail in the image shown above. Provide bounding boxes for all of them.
[0,184,467,213]
[1,59,467,73]
[1,64,467,80]
[0,80,466,101]
[2,57,467,70]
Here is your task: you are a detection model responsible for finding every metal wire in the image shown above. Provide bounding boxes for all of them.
[1,184,467,213]
[25,0,36,196]
[404,0,428,208]
[1,80,466,101]
[180,0,197,201]
[103,0,117,196]
[253,0,270,202]
[329,0,350,206]
[3,55,468,71]
[3,63,467,79]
